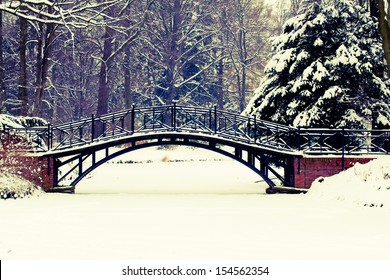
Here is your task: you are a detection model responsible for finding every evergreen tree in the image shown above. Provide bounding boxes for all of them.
[244,0,390,129]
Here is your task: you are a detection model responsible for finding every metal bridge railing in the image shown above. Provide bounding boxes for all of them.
[1,104,389,155]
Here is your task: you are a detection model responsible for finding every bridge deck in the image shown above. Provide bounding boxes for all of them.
[34,131,304,158]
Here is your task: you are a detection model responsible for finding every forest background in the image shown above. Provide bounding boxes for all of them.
[0,0,388,125]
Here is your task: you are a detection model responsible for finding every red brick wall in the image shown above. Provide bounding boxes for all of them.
[293,157,375,189]
[1,135,54,189]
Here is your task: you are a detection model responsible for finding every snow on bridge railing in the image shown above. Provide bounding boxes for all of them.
[1,104,389,155]
[1,124,49,152]
[297,127,390,155]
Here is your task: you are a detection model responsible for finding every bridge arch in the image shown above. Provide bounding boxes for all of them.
[49,132,295,192]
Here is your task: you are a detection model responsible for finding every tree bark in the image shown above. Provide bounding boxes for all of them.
[165,0,181,104]
[19,17,28,116]
[378,0,390,77]
[237,2,248,112]
[124,47,132,130]
[96,26,113,117]
[216,57,225,109]
[33,12,56,118]
[0,0,4,112]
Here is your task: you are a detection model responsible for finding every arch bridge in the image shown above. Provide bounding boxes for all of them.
[2,104,389,193]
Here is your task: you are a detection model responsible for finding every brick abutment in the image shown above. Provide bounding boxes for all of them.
[292,157,375,189]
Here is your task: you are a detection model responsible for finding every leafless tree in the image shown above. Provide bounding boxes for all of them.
[219,0,271,111]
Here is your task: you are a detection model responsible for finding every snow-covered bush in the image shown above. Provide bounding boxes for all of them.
[0,114,48,151]
[0,114,47,129]
[1,114,48,199]
[244,0,390,129]
[308,157,390,209]
[0,171,42,200]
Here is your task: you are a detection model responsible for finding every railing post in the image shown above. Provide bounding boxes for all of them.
[79,125,83,142]
[209,106,212,131]
[297,126,301,151]
[253,115,257,143]
[234,115,237,137]
[47,123,52,151]
[194,107,197,130]
[152,107,155,131]
[111,113,115,136]
[91,114,95,143]
[69,123,73,146]
[341,127,345,171]
[246,116,250,142]
[131,103,135,134]
[297,126,301,175]
[172,102,177,131]
[214,104,217,134]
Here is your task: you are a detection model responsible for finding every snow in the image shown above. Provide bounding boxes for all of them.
[313,37,323,47]
[322,86,342,100]
[286,100,300,116]
[0,172,42,199]
[0,114,47,129]
[266,48,296,73]
[1,146,390,260]
[308,156,390,209]
[377,113,390,126]
[329,45,359,68]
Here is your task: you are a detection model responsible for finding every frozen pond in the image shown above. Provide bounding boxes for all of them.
[1,147,390,260]
[74,145,265,195]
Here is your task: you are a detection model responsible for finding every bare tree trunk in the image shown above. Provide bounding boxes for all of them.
[216,58,225,109]
[165,0,181,104]
[33,15,56,117]
[19,17,28,116]
[237,2,248,112]
[96,26,113,117]
[239,27,247,112]
[0,0,4,112]
[240,65,247,112]
[34,22,43,117]
[124,47,132,130]
[378,0,390,77]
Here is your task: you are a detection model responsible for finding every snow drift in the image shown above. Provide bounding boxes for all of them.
[0,172,42,199]
[308,157,390,209]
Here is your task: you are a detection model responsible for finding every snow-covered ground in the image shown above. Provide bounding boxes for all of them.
[308,156,390,209]
[0,146,389,260]
[0,172,43,199]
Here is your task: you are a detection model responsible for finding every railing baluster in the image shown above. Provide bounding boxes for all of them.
[69,123,73,146]
[194,108,197,130]
[214,105,217,134]
[152,107,155,131]
[131,104,135,134]
[112,113,115,136]
[341,128,345,170]
[47,123,51,151]
[91,114,95,142]
[173,102,177,131]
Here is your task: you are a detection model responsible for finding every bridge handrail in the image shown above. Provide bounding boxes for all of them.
[1,104,389,155]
